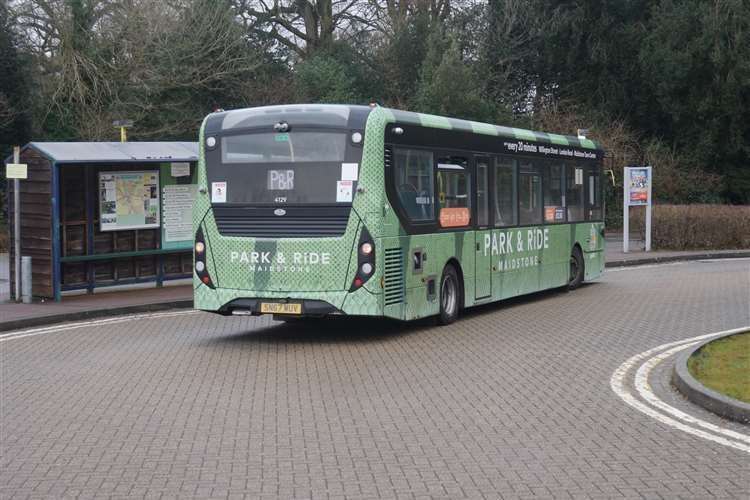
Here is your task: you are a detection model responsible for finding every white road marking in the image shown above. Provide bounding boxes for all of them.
[698,257,750,263]
[610,326,750,454]
[607,257,750,272]
[635,342,750,445]
[0,310,200,343]
[607,262,685,272]
[604,257,750,273]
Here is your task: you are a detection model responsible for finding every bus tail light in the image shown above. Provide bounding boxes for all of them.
[350,227,375,292]
[195,228,215,289]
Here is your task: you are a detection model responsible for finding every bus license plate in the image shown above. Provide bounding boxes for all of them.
[260,302,302,315]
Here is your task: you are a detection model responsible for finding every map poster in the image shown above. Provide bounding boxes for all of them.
[99,171,160,231]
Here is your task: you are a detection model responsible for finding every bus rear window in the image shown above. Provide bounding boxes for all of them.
[206,130,360,204]
[222,132,347,164]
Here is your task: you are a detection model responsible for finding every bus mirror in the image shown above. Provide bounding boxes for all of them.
[604,169,616,186]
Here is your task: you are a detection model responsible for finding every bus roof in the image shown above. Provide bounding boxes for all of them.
[381,107,603,152]
[207,104,603,152]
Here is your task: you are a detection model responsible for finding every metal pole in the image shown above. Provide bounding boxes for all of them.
[13,146,21,302]
[645,166,653,252]
[21,256,32,304]
[645,205,652,252]
[622,167,629,253]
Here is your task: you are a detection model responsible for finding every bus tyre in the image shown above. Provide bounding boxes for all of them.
[438,265,460,325]
[568,247,585,290]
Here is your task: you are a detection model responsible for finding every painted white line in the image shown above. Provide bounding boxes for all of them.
[697,257,750,263]
[610,326,750,454]
[635,341,750,445]
[0,310,200,343]
[607,262,685,272]
[607,257,750,272]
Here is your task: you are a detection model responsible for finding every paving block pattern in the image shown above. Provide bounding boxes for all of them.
[2,259,749,499]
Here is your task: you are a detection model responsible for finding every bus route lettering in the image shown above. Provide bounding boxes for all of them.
[230,251,331,269]
[484,228,549,257]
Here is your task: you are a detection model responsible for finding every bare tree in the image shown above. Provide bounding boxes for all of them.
[233,0,380,58]
[11,0,269,139]
[0,94,18,130]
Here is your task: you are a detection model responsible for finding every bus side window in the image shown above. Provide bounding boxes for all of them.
[394,148,435,221]
[566,164,585,222]
[543,161,564,223]
[518,162,542,225]
[494,157,516,227]
[476,158,490,227]
[586,166,602,220]
[437,156,471,228]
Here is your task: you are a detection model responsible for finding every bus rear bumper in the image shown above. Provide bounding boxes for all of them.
[218,297,340,317]
[194,285,382,318]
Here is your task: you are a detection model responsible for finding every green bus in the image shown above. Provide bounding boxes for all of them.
[193,104,604,324]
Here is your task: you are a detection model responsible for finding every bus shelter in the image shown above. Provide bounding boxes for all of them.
[6,142,199,301]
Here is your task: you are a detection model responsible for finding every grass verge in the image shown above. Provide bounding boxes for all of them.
[688,332,750,403]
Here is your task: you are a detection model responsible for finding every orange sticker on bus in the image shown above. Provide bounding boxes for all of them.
[439,207,471,227]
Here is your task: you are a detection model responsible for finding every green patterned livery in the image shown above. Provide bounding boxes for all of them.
[193,105,605,324]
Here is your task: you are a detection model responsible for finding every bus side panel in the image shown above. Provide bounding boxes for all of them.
[381,236,406,320]
[409,231,474,321]
[340,286,383,316]
[382,233,440,321]
[380,231,475,321]
[485,226,563,302]
[540,224,572,290]
[574,221,605,281]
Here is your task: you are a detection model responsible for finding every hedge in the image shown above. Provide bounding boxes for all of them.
[630,204,750,250]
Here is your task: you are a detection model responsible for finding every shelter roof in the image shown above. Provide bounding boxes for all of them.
[7,142,198,164]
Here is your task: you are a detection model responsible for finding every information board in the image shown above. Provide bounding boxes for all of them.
[99,171,160,231]
[6,163,28,179]
[160,162,197,250]
[162,184,197,244]
[623,165,653,252]
[626,167,651,206]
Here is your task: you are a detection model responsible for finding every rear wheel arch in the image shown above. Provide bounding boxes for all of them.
[445,258,465,310]
[437,261,462,325]
[568,244,585,289]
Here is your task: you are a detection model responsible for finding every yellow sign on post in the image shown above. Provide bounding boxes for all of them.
[6,163,28,179]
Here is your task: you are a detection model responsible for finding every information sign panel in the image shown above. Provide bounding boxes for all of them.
[626,167,651,206]
[99,171,160,231]
[6,163,28,179]
[162,184,197,243]
[623,166,653,252]
[160,162,196,250]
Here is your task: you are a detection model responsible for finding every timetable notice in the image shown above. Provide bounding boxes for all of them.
[162,184,197,243]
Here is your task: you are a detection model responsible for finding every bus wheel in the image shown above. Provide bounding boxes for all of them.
[438,265,460,325]
[568,246,585,290]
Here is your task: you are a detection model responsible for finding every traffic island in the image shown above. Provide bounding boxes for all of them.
[672,331,750,424]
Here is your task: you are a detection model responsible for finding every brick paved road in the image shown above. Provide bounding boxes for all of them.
[2,259,749,499]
